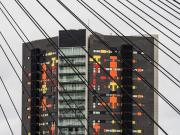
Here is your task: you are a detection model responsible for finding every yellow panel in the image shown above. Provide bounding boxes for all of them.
[41,84,47,94]
[137,130,142,133]
[89,55,101,64]
[108,81,119,91]
[100,50,107,53]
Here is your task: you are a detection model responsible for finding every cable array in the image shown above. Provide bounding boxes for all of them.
[75,0,180,115]
[125,0,180,58]
[149,0,180,21]
[0,75,28,134]
[158,0,180,16]
[0,0,179,134]
[165,0,180,11]
[0,104,14,135]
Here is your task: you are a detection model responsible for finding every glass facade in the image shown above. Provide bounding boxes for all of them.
[58,47,87,135]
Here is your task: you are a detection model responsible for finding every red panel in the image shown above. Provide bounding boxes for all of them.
[137,67,143,72]
[51,66,57,71]
[100,76,106,80]
[50,122,55,135]
[93,79,96,85]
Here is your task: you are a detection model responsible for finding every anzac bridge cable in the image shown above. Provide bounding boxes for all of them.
[158,0,180,16]
[36,0,168,134]
[164,0,180,12]
[113,0,180,80]
[0,76,27,134]
[98,0,180,68]
[57,0,180,116]
[0,104,14,135]
[149,0,180,21]
[99,0,180,80]
[173,0,180,6]
[13,0,129,132]
[0,5,94,135]
[119,0,180,54]
[91,0,180,114]
[97,0,180,88]
[137,0,180,31]
[125,0,180,43]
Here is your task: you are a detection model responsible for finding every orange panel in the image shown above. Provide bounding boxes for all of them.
[109,95,118,109]
[110,70,117,78]
[42,96,47,111]
[110,62,117,67]
[42,72,47,80]
[110,56,117,61]
[42,64,46,71]
[110,56,117,79]
[136,112,142,116]
[93,123,100,135]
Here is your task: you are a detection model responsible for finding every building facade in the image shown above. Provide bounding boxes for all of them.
[88,34,158,135]
[22,29,158,135]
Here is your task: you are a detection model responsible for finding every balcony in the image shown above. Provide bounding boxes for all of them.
[58,114,85,119]
[59,105,85,110]
[59,54,85,58]
[60,80,86,85]
[58,89,85,93]
[59,97,85,102]
[59,72,85,76]
[59,62,85,67]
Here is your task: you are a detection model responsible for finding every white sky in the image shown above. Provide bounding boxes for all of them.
[0,0,180,134]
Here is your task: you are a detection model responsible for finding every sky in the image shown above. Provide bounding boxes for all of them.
[0,0,180,134]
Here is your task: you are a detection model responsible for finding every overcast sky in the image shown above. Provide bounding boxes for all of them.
[0,0,180,134]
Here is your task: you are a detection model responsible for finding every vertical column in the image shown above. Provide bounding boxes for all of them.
[31,48,41,134]
[121,45,133,135]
